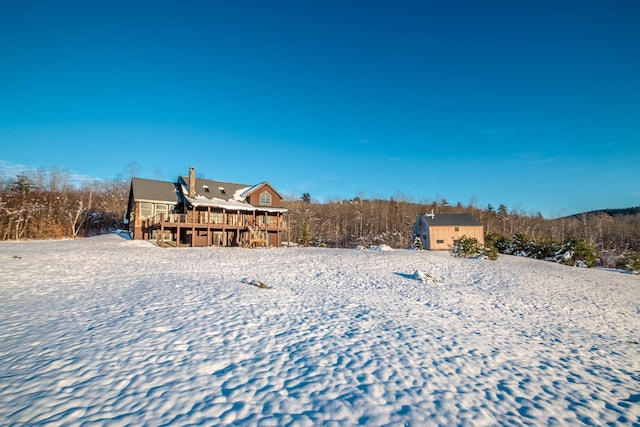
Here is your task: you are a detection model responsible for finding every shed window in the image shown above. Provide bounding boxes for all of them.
[259,191,272,206]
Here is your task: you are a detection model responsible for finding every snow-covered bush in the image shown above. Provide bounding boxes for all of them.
[554,238,598,268]
[508,232,531,257]
[615,251,640,274]
[485,232,510,253]
[413,236,423,250]
[527,237,563,260]
[451,236,499,260]
[451,235,482,258]
[481,244,499,260]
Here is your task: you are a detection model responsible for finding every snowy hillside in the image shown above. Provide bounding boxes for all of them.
[1,234,638,426]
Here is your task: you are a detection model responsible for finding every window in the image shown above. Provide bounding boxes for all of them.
[436,239,445,244]
[140,203,153,219]
[156,204,169,218]
[259,191,272,206]
[454,226,460,232]
[203,185,210,193]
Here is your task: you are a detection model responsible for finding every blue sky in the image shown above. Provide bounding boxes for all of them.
[1,1,639,218]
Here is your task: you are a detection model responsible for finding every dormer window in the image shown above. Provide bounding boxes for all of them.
[259,191,272,206]
[219,187,226,195]
[203,185,210,193]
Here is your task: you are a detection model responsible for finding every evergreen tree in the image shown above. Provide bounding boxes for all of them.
[10,174,36,196]
[481,244,499,260]
[615,251,640,274]
[299,221,311,247]
[413,236,423,250]
[451,235,482,258]
[559,237,597,267]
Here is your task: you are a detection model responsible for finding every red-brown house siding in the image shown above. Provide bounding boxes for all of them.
[246,183,282,207]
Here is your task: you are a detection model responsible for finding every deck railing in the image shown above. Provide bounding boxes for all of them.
[145,212,288,229]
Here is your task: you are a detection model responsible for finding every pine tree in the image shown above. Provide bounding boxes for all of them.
[413,236,423,250]
[299,221,311,247]
[451,235,481,258]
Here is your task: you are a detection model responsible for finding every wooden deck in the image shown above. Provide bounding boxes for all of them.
[139,211,290,248]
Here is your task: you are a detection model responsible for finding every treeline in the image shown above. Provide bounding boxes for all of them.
[0,169,129,240]
[1,169,638,269]
[283,197,640,269]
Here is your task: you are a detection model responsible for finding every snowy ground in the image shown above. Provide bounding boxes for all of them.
[1,234,639,426]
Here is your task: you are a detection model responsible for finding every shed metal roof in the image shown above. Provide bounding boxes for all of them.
[418,213,482,227]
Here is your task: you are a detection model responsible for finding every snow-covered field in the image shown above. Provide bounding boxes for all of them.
[1,234,639,426]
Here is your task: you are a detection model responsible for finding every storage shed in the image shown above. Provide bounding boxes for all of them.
[412,213,484,250]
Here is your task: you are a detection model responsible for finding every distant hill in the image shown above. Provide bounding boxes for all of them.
[567,206,640,218]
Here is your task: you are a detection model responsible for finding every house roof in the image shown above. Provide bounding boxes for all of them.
[241,181,284,200]
[130,178,181,204]
[178,176,288,212]
[418,213,482,227]
[179,176,252,201]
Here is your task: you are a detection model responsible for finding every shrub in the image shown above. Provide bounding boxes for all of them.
[615,251,640,274]
[508,232,531,256]
[485,232,509,253]
[556,237,598,268]
[528,237,562,260]
[451,235,482,258]
[482,244,499,260]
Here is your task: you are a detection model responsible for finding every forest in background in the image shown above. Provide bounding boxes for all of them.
[284,196,640,269]
[1,168,638,269]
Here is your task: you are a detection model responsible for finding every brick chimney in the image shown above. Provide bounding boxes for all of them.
[188,166,196,198]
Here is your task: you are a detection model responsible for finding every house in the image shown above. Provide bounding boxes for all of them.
[126,167,290,247]
[412,212,484,250]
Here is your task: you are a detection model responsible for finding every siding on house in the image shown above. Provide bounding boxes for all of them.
[127,178,181,241]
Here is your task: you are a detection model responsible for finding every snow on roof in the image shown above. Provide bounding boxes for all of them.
[180,185,287,212]
[233,185,252,201]
[181,185,255,211]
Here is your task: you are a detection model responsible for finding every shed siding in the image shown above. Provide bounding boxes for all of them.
[428,225,484,250]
